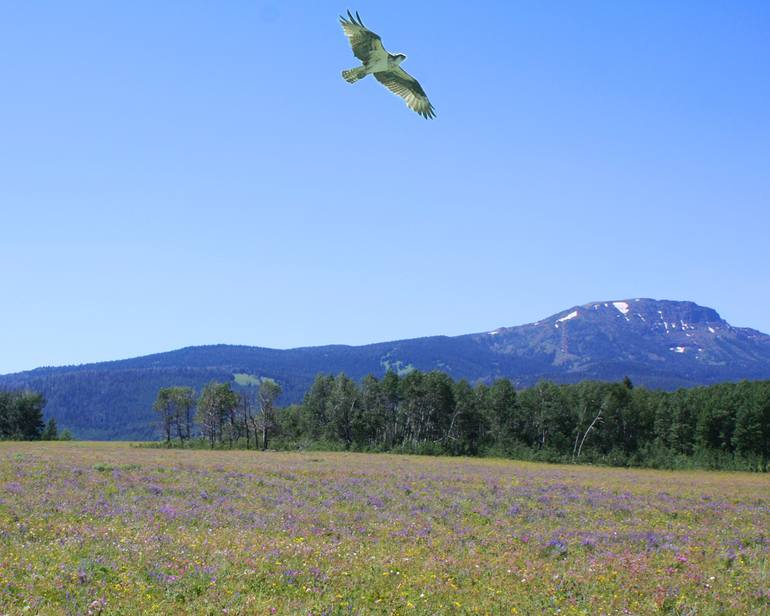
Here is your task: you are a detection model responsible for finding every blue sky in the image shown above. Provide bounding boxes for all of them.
[1,1,769,374]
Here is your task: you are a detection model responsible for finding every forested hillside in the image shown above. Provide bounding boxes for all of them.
[2,299,770,439]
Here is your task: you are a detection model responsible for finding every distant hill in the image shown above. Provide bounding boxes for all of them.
[2,298,770,440]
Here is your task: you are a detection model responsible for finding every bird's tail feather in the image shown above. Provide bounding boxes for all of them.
[342,66,367,83]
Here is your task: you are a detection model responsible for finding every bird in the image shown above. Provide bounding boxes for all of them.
[339,10,436,119]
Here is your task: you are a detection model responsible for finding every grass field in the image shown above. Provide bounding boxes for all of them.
[0,443,767,615]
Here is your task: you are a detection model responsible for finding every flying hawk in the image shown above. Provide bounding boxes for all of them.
[339,10,436,119]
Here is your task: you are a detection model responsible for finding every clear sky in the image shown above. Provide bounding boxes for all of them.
[1,1,769,374]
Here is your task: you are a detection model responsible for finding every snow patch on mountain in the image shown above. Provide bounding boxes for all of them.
[613,301,630,315]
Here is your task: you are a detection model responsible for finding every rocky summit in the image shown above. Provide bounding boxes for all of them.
[480,298,770,386]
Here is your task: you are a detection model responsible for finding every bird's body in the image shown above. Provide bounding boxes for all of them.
[339,10,435,119]
[369,53,401,74]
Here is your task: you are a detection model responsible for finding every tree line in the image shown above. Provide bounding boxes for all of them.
[0,390,68,441]
[153,379,282,450]
[154,372,770,471]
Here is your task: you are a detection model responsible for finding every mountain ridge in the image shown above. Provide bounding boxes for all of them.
[2,298,770,439]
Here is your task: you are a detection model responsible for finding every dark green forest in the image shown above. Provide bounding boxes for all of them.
[152,372,770,471]
[0,390,63,441]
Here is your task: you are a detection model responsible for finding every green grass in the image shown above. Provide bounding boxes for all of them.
[0,442,767,614]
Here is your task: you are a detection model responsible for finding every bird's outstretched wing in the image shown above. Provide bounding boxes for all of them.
[339,10,385,63]
[374,67,436,119]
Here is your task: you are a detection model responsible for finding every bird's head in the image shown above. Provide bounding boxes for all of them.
[394,53,407,64]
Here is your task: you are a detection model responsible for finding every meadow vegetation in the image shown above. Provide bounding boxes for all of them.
[0,442,767,614]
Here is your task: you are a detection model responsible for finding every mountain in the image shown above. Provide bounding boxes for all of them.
[2,298,770,440]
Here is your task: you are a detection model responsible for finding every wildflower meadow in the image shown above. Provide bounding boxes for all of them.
[0,442,767,614]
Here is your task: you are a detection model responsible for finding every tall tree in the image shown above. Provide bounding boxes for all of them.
[153,388,175,444]
[13,392,46,440]
[669,390,696,455]
[302,375,334,440]
[171,387,196,443]
[42,417,59,441]
[196,382,239,448]
[0,391,13,438]
[733,382,770,468]
[326,374,362,449]
[570,382,606,462]
[519,381,565,450]
[451,380,485,455]
[258,380,282,450]
[380,371,402,448]
[486,379,519,449]
[237,389,255,449]
[359,375,387,448]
